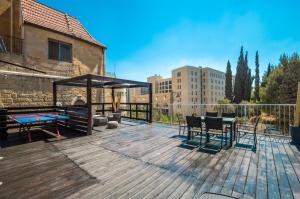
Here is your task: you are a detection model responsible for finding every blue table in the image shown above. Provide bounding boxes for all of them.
[10,113,69,142]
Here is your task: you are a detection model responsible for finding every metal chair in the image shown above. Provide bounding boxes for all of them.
[186,116,203,142]
[236,116,260,150]
[221,112,236,118]
[222,112,236,139]
[204,116,225,151]
[206,112,218,117]
[176,114,187,136]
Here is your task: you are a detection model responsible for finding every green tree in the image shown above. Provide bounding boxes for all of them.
[234,46,246,103]
[254,51,260,101]
[261,67,283,103]
[243,51,253,101]
[261,63,273,87]
[225,60,233,101]
[279,53,300,103]
[245,68,253,101]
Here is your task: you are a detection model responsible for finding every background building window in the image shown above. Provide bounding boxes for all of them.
[48,39,72,62]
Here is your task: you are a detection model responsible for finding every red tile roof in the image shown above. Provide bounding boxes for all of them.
[21,0,106,48]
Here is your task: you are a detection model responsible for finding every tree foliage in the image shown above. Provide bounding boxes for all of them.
[234,47,253,103]
[225,60,233,101]
[254,50,260,101]
[261,53,300,104]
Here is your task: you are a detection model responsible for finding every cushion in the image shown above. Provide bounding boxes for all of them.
[93,116,108,126]
[107,121,118,129]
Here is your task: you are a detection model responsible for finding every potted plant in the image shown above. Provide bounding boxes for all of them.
[110,92,122,123]
[290,125,300,145]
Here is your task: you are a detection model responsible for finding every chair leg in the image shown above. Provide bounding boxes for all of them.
[220,133,223,150]
[200,132,202,147]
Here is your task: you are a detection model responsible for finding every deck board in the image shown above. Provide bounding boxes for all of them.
[1,124,300,199]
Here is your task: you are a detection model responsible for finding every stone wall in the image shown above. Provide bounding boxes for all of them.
[0,71,97,108]
[23,24,105,77]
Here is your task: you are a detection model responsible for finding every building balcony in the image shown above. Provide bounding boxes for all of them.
[0,34,23,55]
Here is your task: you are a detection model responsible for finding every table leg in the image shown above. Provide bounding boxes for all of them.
[55,121,61,138]
[25,125,32,142]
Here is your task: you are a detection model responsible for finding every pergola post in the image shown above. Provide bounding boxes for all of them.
[112,88,115,111]
[149,83,153,123]
[87,75,92,135]
[53,82,57,107]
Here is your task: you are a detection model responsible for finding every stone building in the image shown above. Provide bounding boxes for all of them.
[0,0,106,107]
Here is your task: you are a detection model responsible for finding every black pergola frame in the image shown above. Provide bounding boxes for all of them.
[53,74,152,135]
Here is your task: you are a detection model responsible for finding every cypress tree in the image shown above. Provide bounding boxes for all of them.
[261,63,271,87]
[225,60,233,101]
[254,51,260,101]
[266,63,271,77]
[246,69,253,101]
[243,51,250,100]
[234,46,245,103]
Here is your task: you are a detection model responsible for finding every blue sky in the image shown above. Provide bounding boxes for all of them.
[39,0,300,81]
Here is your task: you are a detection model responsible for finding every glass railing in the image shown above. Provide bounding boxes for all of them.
[153,103,296,136]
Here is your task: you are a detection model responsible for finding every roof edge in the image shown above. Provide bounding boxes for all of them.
[24,22,107,49]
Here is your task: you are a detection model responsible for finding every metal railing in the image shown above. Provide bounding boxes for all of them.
[0,35,23,55]
[153,103,296,136]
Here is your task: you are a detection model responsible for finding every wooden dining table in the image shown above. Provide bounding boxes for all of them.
[187,116,237,148]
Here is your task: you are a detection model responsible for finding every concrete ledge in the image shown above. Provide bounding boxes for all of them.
[0,70,68,79]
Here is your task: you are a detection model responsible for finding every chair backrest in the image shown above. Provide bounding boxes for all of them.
[206,112,218,117]
[222,112,236,118]
[205,116,223,131]
[186,116,202,128]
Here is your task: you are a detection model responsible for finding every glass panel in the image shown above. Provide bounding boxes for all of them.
[48,40,59,60]
[60,43,72,62]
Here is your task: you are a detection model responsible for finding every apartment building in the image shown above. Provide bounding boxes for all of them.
[134,66,226,116]
[201,67,225,104]
[172,65,202,116]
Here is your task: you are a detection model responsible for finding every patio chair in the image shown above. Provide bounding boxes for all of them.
[206,112,218,117]
[204,116,225,151]
[176,114,187,136]
[186,116,203,142]
[222,112,236,137]
[236,116,260,150]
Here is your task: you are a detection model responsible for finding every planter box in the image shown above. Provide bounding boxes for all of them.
[290,125,300,145]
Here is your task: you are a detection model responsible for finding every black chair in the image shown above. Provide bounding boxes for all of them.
[221,112,236,118]
[177,114,187,136]
[206,112,218,117]
[186,116,203,142]
[204,116,225,151]
[236,116,260,150]
[222,112,236,138]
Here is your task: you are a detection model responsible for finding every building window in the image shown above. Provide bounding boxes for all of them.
[177,72,181,77]
[48,39,72,62]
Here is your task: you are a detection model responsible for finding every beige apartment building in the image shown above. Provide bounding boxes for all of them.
[201,67,225,104]
[0,0,106,107]
[172,65,202,116]
[135,65,227,116]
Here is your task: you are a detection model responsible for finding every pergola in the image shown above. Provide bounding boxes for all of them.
[53,74,152,135]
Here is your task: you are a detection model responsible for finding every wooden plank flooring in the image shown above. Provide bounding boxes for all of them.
[1,123,300,199]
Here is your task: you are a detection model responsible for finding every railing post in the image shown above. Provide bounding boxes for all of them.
[130,104,132,119]
[0,109,8,142]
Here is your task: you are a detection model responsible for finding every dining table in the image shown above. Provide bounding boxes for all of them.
[187,116,237,148]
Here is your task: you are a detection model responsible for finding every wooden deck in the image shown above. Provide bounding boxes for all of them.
[1,123,300,199]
